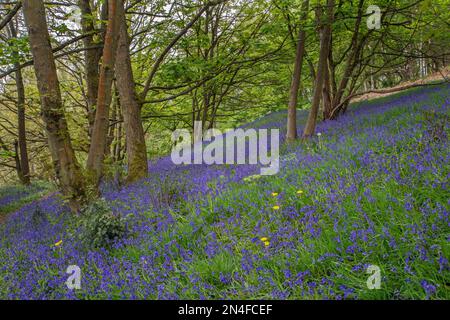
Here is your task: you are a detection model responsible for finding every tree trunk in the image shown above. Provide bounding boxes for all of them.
[114,101,123,163]
[322,43,332,119]
[9,21,30,185]
[14,67,30,185]
[286,0,309,141]
[22,0,84,208]
[86,0,122,187]
[302,0,334,138]
[13,140,23,182]
[107,87,118,158]
[78,0,103,137]
[115,5,148,183]
[328,0,364,118]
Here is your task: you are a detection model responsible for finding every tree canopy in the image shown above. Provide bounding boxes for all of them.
[0,0,448,197]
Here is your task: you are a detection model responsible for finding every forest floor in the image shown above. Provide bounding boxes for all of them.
[0,182,53,223]
[0,83,449,299]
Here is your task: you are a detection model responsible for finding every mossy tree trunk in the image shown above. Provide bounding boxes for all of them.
[22,0,85,208]
[115,4,148,183]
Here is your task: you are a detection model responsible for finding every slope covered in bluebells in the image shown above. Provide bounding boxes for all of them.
[0,84,449,299]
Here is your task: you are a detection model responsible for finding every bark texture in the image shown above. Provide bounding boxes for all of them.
[302,0,334,138]
[115,4,148,183]
[86,0,122,187]
[22,0,84,206]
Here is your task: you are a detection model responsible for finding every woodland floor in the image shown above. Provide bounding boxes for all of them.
[0,84,449,299]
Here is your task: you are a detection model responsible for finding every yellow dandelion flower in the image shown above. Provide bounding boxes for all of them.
[54,240,63,247]
[271,192,278,197]
[272,205,280,210]
[260,237,268,242]
[263,241,270,247]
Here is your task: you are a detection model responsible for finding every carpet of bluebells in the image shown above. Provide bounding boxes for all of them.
[0,182,50,216]
[0,85,449,299]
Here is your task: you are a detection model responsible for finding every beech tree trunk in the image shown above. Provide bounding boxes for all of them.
[286,0,309,141]
[86,0,122,187]
[115,4,148,183]
[303,0,334,138]
[22,0,84,207]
